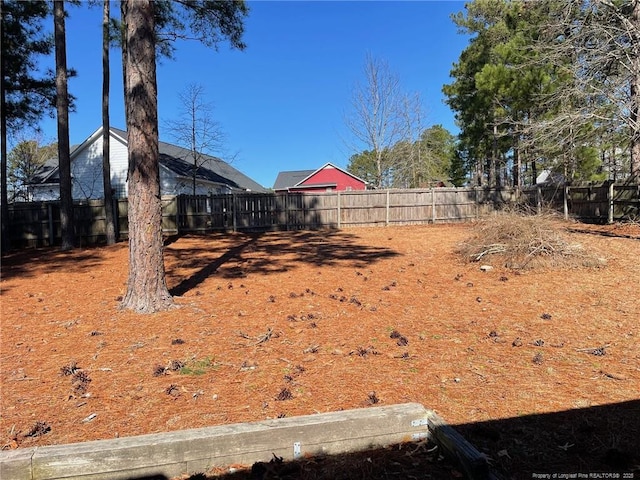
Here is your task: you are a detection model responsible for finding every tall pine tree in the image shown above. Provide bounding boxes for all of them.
[1,0,56,253]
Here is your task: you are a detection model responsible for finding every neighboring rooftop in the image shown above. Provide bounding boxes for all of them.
[110,127,266,192]
[272,169,316,191]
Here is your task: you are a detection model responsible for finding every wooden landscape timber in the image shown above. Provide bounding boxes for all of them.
[0,403,494,480]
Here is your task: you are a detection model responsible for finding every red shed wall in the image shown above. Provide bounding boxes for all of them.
[300,166,365,191]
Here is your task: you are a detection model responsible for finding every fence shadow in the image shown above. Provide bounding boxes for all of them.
[177,400,639,479]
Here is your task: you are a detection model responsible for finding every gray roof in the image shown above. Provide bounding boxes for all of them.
[273,169,315,190]
[111,127,266,192]
[29,157,62,184]
[33,127,266,192]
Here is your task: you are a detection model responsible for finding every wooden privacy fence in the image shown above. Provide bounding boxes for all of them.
[5,183,639,248]
[519,182,640,222]
[5,196,178,249]
[176,189,519,232]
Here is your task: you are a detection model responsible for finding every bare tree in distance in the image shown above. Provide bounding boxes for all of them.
[344,54,416,188]
[165,83,226,196]
[389,91,427,188]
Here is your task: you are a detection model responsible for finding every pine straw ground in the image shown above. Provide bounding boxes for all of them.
[1,217,639,479]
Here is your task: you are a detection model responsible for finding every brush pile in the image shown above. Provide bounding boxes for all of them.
[458,212,605,270]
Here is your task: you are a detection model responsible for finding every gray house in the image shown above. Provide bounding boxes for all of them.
[29,126,265,200]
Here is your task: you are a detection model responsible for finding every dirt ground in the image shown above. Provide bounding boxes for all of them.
[1,221,639,479]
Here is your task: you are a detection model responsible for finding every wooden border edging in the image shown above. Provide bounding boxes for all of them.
[426,411,499,480]
[1,403,496,480]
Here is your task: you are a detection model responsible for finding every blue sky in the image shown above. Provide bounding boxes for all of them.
[35,0,470,189]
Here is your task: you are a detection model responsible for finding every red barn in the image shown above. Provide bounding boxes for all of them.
[273,163,368,192]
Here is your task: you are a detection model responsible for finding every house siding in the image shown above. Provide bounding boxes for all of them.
[108,134,130,197]
[160,167,232,196]
[28,126,264,201]
[71,133,129,199]
[28,184,59,201]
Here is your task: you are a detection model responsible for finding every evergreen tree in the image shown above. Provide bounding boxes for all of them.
[1,0,56,253]
[53,0,75,250]
[347,150,385,187]
[7,139,57,201]
[119,0,248,313]
[102,0,116,245]
[445,0,640,183]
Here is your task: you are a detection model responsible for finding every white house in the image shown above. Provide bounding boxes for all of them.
[29,126,266,200]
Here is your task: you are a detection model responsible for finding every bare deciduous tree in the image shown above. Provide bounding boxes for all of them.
[389,91,427,188]
[345,54,411,188]
[524,0,640,178]
[165,83,225,196]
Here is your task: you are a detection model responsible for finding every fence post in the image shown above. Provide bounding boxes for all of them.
[285,194,290,231]
[536,186,542,214]
[232,193,238,232]
[608,182,614,224]
[337,192,341,229]
[385,190,390,226]
[474,187,479,219]
[112,196,120,240]
[431,188,436,223]
[207,193,212,231]
[48,203,54,246]
[302,194,307,229]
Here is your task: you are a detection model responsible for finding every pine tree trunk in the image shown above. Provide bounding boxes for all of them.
[54,0,75,251]
[631,0,640,178]
[1,0,9,254]
[102,0,116,245]
[120,0,173,313]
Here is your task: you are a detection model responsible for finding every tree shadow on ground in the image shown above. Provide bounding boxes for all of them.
[169,235,262,297]
[0,244,121,288]
[174,400,639,480]
[166,230,401,297]
[566,226,640,240]
[456,398,640,479]
[126,476,169,480]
